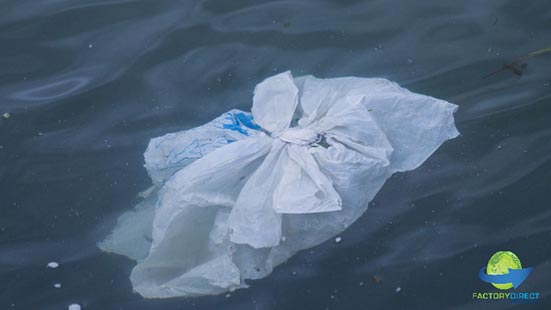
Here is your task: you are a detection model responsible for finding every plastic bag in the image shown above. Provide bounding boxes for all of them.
[99,71,459,298]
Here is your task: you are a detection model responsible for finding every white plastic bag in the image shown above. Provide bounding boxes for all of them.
[99,71,459,298]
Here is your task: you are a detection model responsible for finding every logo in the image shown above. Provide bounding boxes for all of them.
[472,251,539,303]
[478,251,532,289]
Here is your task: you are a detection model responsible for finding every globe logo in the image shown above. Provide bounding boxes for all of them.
[478,251,533,290]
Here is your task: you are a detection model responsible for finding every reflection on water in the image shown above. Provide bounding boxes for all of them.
[14,75,92,101]
[1,0,550,309]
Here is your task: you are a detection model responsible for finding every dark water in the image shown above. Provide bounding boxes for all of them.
[1,0,550,309]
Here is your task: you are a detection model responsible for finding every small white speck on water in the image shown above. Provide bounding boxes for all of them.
[2,112,10,119]
[88,44,93,49]
[225,294,231,298]
[334,236,342,244]
[407,58,414,64]
[54,283,61,288]
[359,282,364,286]
[47,262,59,268]
[292,271,297,276]
[68,304,81,310]
[497,145,503,149]
[396,287,401,293]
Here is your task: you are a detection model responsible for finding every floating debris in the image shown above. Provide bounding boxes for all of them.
[334,236,342,244]
[359,281,364,286]
[2,112,10,119]
[68,304,81,310]
[483,61,527,79]
[483,47,551,79]
[54,283,61,288]
[47,262,59,269]
[395,287,402,293]
[529,47,551,57]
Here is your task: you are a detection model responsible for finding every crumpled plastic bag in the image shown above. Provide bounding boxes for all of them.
[99,71,459,298]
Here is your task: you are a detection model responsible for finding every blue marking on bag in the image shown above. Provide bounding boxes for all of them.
[235,112,261,130]
[222,112,261,136]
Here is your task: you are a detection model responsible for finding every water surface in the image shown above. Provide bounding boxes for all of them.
[1,0,550,309]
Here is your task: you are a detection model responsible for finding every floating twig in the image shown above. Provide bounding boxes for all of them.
[483,47,550,79]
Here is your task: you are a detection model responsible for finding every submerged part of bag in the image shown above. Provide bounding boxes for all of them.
[99,71,459,298]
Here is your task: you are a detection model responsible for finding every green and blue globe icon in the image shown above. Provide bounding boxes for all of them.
[479,251,533,290]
